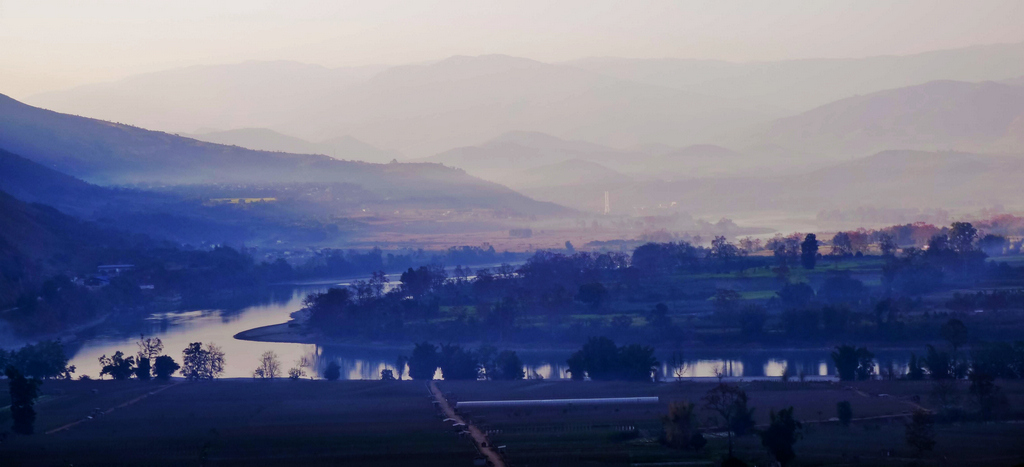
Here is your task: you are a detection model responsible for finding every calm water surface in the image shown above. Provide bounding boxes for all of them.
[54,281,909,380]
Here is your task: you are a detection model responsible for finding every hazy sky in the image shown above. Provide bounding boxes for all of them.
[2,0,1024,98]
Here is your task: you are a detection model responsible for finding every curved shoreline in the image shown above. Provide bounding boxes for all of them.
[233,319,938,355]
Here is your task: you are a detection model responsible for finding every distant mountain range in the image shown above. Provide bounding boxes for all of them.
[757,79,1024,158]
[183,128,399,164]
[422,131,765,186]
[25,42,1024,159]
[565,42,1024,115]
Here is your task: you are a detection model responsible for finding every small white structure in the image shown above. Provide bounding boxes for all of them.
[455,397,659,409]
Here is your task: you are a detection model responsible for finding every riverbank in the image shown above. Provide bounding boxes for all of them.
[233,318,948,355]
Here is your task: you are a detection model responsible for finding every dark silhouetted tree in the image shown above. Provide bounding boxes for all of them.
[703,383,755,457]
[181,342,225,381]
[99,351,136,380]
[940,318,969,352]
[324,361,342,381]
[800,234,818,269]
[254,350,282,379]
[907,353,925,380]
[760,406,802,467]
[134,357,151,381]
[831,345,874,381]
[879,233,898,257]
[905,409,936,455]
[6,367,41,435]
[493,350,525,380]
[153,355,180,381]
[836,401,852,427]
[662,401,705,450]
[948,222,978,253]
[831,232,853,257]
[408,342,439,380]
[439,344,480,380]
[924,344,954,380]
[576,282,608,309]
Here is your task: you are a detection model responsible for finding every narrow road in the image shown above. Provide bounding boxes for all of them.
[429,381,505,467]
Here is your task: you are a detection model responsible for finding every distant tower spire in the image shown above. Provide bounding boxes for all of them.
[604,191,610,215]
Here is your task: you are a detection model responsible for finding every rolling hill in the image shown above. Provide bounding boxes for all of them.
[26,55,768,157]
[184,128,399,164]
[0,93,565,216]
[566,41,1024,116]
[27,61,386,134]
[757,80,1024,158]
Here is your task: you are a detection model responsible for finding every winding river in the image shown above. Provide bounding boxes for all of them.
[17,279,911,380]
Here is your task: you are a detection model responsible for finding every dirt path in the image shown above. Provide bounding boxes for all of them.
[429,381,505,467]
[45,381,183,435]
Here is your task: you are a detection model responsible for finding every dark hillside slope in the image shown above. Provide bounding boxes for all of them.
[0,94,565,216]
[0,190,134,304]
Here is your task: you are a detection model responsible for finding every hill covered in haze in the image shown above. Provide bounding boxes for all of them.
[757,80,1024,158]
[26,43,1024,159]
[184,128,399,164]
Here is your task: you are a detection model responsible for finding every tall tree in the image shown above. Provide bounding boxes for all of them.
[408,342,439,380]
[181,342,225,381]
[905,409,936,455]
[98,351,136,380]
[323,361,342,381]
[760,407,802,467]
[830,345,874,381]
[153,355,180,381]
[800,234,818,270]
[940,318,969,352]
[136,334,163,362]
[879,233,898,257]
[948,222,978,254]
[703,383,756,457]
[831,232,853,257]
[5,367,42,435]
[662,401,705,450]
[493,350,525,381]
[254,350,282,379]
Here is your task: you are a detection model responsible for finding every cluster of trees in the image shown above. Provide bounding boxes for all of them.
[95,337,222,382]
[3,234,530,337]
[295,245,524,280]
[0,339,75,379]
[1,340,73,435]
[566,337,658,381]
[253,350,310,380]
[662,383,802,467]
[292,220,1024,347]
[403,342,526,381]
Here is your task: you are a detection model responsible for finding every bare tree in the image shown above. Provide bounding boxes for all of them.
[255,350,282,379]
[703,383,755,457]
[667,351,687,382]
[136,334,163,361]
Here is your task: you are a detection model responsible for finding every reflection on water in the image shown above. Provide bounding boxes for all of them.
[60,283,910,380]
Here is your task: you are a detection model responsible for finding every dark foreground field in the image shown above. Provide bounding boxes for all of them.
[439,380,1024,467]
[3,379,1024,466]
[0,379,475,466]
